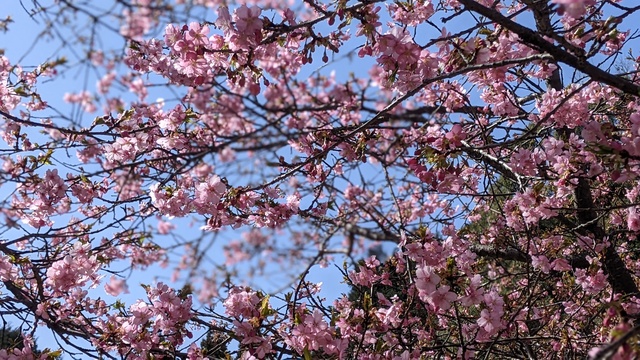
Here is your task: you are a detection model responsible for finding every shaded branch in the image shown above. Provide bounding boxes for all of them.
[343,224,590,269]
[457,0,640,95]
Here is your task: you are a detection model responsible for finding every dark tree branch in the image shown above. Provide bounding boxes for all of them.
[344,224,590,269]
[458,0,640,96]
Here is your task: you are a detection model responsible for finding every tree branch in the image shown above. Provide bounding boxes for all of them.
[457,0,640,96]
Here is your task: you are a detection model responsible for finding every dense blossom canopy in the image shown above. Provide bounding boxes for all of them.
[1,0,640,358]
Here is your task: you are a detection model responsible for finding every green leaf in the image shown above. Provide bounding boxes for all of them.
[40,149,54,165]
[259,295,272,317]
[43,349,63,359]
[303,348,312,360]
[93,116,105,126]
[363,292,372,311]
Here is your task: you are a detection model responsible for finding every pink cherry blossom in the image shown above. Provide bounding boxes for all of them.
[234,5,263,34]
[105,275,129,296]
[552,0,596,18]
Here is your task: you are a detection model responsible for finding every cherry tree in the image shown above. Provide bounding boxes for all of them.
[1,0,640,358]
